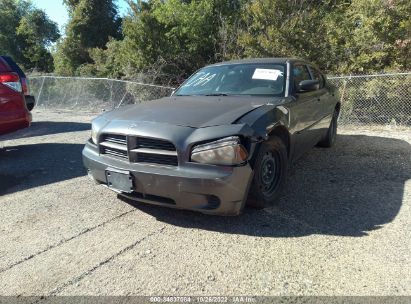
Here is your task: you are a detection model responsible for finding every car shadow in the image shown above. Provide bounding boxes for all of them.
[0,143,86,195]
[120,134,411,237]
[0,121,90,141]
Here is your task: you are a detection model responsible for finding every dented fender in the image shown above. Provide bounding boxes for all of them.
[235,101,292,140]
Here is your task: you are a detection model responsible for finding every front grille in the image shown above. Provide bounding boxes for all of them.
[129,136,178,166]
[100,134,128,160]
[99,134,178,166]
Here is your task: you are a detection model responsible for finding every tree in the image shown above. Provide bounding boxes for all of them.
[0,0,59,72]
[58,0,410,79]
[333,0,411,73]
[121,0,218,77]
[16,9,60,71]
[237,0,347,73]
[55,0,122,75]
[87,0,244,83]
[237,0,411,74]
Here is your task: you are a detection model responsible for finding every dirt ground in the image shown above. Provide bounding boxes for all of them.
[0,109,410,296]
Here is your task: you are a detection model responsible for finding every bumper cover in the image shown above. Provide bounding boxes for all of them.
[83,143,253,215]
[0,109,31,135]
[25,95,36,111]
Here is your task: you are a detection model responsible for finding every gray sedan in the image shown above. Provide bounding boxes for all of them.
[83,58,340,215]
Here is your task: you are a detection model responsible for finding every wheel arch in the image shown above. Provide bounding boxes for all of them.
[248,124,291,169]
[268,125,291,157]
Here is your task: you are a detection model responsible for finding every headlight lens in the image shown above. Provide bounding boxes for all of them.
[191,136,248,165]
[91,125,98,144]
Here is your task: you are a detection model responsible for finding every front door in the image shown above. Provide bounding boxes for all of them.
[289,64,322,160]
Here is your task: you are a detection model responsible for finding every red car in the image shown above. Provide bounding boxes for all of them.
[0,57,32,135]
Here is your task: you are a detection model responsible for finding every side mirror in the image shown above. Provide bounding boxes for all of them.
[171,90,175,96]
[297,80,319,92]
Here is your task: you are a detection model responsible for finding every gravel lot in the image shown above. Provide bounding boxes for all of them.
[0,109,410,296]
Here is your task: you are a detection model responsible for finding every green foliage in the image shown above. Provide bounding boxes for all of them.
[236,0,411,74]
[238,0,335,69]
[56,0,410,79]
[85,0,243,83]
[54,0,122,75]
[328,0,411,73]
[0,0,59,72]
[117,0,219,81]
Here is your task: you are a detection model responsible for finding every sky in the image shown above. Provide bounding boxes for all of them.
[31,0,130,33]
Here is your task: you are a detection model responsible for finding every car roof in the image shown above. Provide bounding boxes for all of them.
[207,57,307,67]
[0,56,26,78]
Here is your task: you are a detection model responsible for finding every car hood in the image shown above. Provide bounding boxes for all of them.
[100,96,274,128]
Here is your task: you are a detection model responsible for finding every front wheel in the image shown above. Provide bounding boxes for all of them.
[247,136,288,209]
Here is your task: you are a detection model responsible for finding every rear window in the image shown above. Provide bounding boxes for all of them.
[0,56,26,78]
[0,57,11,72]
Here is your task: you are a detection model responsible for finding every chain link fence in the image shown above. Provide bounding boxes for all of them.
[28,76,174,113]
[328,72,411,126]
[28,73,411,126]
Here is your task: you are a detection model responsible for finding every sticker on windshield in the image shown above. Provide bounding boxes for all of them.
[252,69,283,81]
[184,72,216,87]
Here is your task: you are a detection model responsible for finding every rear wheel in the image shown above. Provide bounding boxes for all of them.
[247,136,288,209]
[317,109,338,148]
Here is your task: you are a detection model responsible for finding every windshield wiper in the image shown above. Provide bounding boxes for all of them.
[204,93,229,96]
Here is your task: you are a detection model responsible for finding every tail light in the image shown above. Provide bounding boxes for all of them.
[0,72,22,92]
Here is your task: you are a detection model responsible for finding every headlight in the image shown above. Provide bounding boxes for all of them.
[91,125,98,144]
[191,136,248,165]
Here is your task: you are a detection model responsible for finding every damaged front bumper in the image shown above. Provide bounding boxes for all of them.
[83,142,253,215]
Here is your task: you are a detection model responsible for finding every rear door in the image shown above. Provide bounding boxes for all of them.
[306,65,331,140]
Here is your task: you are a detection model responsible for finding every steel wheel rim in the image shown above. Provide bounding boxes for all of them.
[260,150,281,197]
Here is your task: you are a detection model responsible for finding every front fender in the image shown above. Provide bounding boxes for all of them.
[235,104,291,140]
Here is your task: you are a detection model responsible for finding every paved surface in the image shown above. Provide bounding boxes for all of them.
[0,109,410,296]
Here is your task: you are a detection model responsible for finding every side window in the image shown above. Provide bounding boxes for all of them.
[309,66,325,89]
[293,65,311,91]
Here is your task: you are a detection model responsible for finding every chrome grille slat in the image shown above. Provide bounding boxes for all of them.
[100,141,128,151]
[129,148,177,156]
[103,134,127,145]
[106,138,126,145]
[102,148,128,159]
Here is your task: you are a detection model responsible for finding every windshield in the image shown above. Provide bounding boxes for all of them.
[175,63,286,97]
